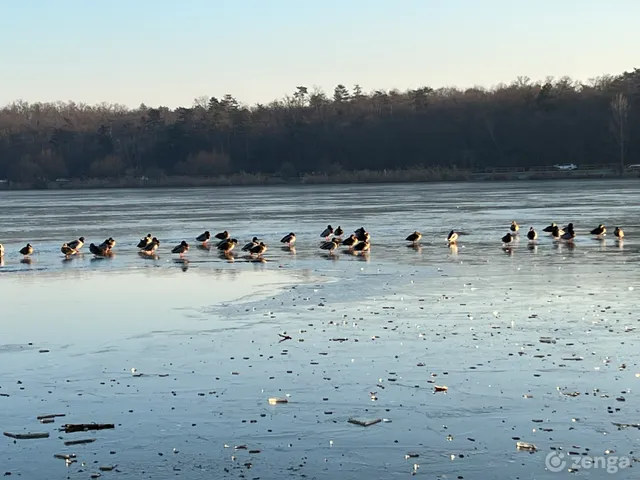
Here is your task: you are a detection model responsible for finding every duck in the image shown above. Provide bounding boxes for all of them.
[614,227,624,239]
[137,234,152,248]
[0,244,3,257]
[242,237,260,252]
[590,224,606,236]
[342,234,358,249]
[280,232,296,246]
[406,231,422,244]
[354,227,368,242]
[501,232,514,245]
[320,225,333,240]
[526,227,538,241]
[196,231,211,243]
[249,241,268,257]
[68,237,85,251]
[171,240,189,256]
[101,238,116,250]
[510,221,520,233]
[89,242,110,257]
[447,230,458,244]
[217,238,238,253]
[142,237,160,254]
[352,240,370,253]
[561,223,575,242]
[551,225,563,240]
[320,237,341,254]
[334,226,344,237]
[60,243,77,256]
[215,230,229,241]
[543,223,557,233]
[20,243,34,256]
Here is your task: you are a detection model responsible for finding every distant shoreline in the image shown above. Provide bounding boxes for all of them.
[0,166,637,191]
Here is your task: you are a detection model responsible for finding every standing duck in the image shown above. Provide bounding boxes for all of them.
[526,227,538,241]
[215,230,230,241]
[502,232,514,245]
[510,221,520,233]
[280,232,296,246]
[20,243,34,257]
[320,237,341,254]
[137,234,152,248]
[320,225,333,240]
[354,227,368,242]
[447,230,458,245]
[89,243,110,257]
[551,225,563,240]
[242,237,260,252]
[172,240,189,256]
[249,241,268,257]
[196,231,211,243]
[614,227,624,239]
[406,231,422,244]
[561,223,575,242]
[68,237,85,251]
[334,226,344,238]
[60,243,77,256]
[101,238,116,250]
[217,238,238,254]
[590,224,606,237]
[543,223,557,233]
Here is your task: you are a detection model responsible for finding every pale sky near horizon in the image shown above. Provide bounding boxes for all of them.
[2,0,639,109]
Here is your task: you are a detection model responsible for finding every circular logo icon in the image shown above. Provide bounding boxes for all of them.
[545,451,566,472]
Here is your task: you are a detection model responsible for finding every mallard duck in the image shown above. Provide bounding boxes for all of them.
[614,227,624,239]
[342,234,358,249]
[590,224,606,236]
[137,234,152,248]
[61,243,77,256]
[196,231,211,243]
[502,232,514,245]
[89,242,110,257]
[280,232,296,246]
[510,221,520,233]
[355,227,368,242]
[20,243,34,256]
[101,238,116,250]
[249,241,268,257]
[334,226,344,237]
[68,237,85,250]
[406,231,422,244]
[447,230,458,244]
[561,223,575,242]
[172,240,189,255]
[527,227,537,241]
[320,225,333,239]
[320,237,341,253]
[215,230,229,241]
[142,237,160,254]
[242,237,260,251]
[353,240,370,253]
[217,238,238,253]
[543,223,557,233]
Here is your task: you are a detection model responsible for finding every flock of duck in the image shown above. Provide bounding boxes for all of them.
[0,222,627,262]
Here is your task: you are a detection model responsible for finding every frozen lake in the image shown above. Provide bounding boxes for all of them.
[1,179,640,479]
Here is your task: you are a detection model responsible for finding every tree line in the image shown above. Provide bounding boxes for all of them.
[0,69,637,183]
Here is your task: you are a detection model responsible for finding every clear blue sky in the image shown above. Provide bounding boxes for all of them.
[2,0,638,108]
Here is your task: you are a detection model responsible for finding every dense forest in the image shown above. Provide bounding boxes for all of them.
[0,69,638,184]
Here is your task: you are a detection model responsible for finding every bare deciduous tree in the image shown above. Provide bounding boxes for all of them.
[610,93,629,173]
